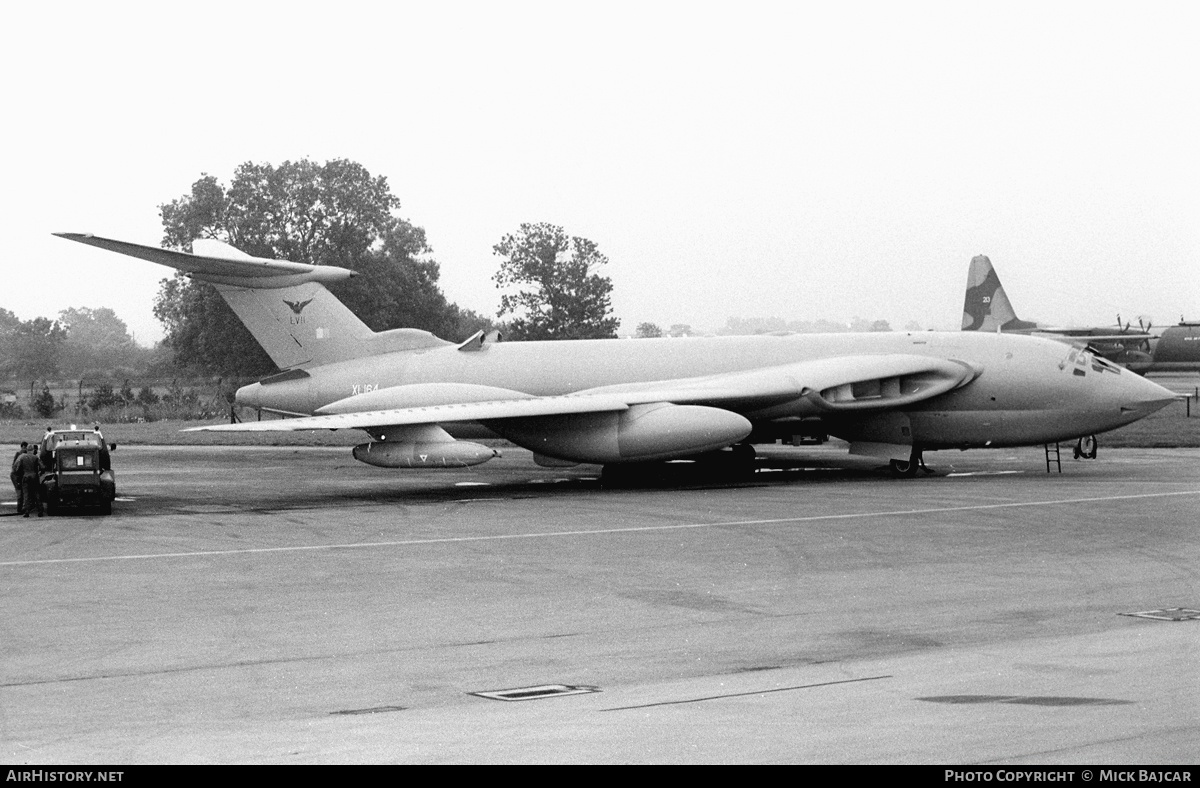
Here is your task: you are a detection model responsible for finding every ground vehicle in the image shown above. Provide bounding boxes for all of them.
[38,427,116,515]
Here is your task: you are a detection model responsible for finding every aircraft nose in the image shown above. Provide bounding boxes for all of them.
[1117,373,1178,417]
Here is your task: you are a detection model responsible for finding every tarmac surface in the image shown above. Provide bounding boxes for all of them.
[2,442,1198,764]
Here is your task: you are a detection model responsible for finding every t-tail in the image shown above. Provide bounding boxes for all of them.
[961,254,1039,332]
[54,233,448,369]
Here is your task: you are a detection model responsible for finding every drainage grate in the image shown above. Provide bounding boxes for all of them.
[1119,608,1200,621]
[470,684,600,702]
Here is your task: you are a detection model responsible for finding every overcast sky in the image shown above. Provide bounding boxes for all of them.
[3,1,1197,345]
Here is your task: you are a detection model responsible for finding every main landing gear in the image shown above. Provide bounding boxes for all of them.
[889,447,930,478]
[600,443,758,487]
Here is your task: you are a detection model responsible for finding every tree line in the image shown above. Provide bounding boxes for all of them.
[0,306,172,381]
[2,158,622,385]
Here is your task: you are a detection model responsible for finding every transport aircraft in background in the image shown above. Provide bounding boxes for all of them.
[57,233,1176,477]
[961,254,1200,375]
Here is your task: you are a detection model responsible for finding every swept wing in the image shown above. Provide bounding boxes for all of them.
[190,353,978,434]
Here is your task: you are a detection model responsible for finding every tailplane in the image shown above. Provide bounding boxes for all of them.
[961,254,1039,332]
[55,233,447,369]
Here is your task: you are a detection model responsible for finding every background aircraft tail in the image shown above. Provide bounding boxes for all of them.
[961,254,1039,332]
[56,234,447,370]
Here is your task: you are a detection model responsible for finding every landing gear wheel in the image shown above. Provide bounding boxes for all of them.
[1073,435,1098,460]
[889,447,924,478]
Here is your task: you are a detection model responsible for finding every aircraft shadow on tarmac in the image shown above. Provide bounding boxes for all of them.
[61,456,934,518]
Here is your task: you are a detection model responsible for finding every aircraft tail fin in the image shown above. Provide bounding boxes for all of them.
[961,254,1038,332]
[55,233,446,370]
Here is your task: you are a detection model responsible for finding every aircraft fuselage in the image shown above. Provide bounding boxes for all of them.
[236,331,1170,453]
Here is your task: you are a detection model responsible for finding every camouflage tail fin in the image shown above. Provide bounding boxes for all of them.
[54,233,446,370]
[961,255,1039,332]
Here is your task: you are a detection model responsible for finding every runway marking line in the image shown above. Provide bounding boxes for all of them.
[2,489,1199,568]
[600,674,893,711]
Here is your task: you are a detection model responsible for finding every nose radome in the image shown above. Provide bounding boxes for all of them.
[1120,373,1179,416]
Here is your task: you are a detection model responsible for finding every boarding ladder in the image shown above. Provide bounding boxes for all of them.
[1044,443,1062,473]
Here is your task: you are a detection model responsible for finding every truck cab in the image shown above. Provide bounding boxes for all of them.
[39,427,117,515]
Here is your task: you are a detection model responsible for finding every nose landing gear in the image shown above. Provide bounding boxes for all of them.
[1073,435,1098,460]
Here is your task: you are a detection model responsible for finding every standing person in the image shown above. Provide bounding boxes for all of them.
[10,441,27,513]
[15,444,43,518]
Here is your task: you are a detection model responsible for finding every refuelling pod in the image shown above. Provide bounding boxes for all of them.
[488,402,753,464]
[352,425,498,468]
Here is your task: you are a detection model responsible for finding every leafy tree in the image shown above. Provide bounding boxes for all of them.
[155,159,478,376]
[636,322,663,338]
[33,387,61,419]
[492,222,620,340]
[87,383,124,411]
[0,308,19,374]
[0,307,19,334]
[2,317,67,379]
[56,307,143,377]
[332,223,493,338]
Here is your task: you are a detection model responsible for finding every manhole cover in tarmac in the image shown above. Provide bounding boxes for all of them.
[1119,608,1200,621]
[471,684,600,702]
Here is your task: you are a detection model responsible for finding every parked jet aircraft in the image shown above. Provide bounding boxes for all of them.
[57,233,1176,476]
[962,254,1200,374]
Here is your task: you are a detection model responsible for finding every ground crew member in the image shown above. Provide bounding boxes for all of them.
[15,444,43,518]
[10,440,27,513]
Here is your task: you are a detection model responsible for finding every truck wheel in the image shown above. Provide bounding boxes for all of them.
[99,500,112,516]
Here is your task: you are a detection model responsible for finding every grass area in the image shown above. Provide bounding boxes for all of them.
[2,398,1198,449]
[0,418,362,448]
[1091,399,1200,448]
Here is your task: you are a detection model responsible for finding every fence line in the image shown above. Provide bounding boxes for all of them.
[1,378,252,422]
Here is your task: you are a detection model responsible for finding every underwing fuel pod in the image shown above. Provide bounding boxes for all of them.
[55,233,1177,477]
[351,426,498,468]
